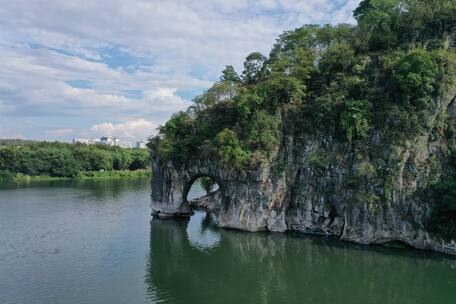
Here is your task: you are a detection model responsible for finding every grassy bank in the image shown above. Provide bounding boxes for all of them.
[0,169,151,183]
[78,169,151,179]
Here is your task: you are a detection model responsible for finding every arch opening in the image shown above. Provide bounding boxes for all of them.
[184,175,224,215]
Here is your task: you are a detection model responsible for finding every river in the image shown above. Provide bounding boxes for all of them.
[0,178,455,304]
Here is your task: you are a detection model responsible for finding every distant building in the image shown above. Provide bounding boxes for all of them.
[119,140,132,149]
[135,139,148,149]
[73,138,90,144]
[99,136,120,146]
[72,136,134,148]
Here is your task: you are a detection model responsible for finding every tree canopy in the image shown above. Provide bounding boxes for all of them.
[150,0,456,170]
[0,140,150,178]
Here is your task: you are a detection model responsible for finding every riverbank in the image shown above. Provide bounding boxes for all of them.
[0,169,151,183]
[0,140,151,182]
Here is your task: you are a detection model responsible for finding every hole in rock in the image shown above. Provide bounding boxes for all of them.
[185,176,222,213]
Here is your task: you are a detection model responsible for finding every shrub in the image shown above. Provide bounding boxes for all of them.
[426,177,456,240]
[215,129,250,169]
[200,177,217,194]
[309,153,328,171]
[0,170,15,181]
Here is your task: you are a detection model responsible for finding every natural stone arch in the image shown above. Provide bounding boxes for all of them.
[150,148,227,219]
[183,174,223,205]
[150,150,290,231]
[149,137,455,254]
[183,174,225,219]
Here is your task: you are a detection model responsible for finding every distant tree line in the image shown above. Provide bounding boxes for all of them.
[0,140,150,178]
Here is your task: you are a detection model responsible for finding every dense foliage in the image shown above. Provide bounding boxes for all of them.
[426,112,456,240]
[200,177,217,195]
[149,1,456,239]
[0,140,150,179]
[427,177,456,240]
[151,0,456,168]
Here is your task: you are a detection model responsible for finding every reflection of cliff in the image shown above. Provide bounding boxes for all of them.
[145,215,456,304]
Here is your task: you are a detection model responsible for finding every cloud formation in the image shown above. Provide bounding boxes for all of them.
[0,0,360,142]
[90,119,158,141]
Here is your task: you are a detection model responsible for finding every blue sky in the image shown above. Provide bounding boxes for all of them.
[0,0,360,142]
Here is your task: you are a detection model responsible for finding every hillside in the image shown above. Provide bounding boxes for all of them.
[150,0,456,252]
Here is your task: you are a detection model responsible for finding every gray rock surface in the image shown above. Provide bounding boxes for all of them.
[151,88,456,256]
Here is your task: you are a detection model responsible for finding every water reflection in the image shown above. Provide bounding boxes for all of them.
[147,212,456,304]
[0,177,150,197]
[186,211,221,253]
[184,181,222,252]
[0,177,153,304]
[2,178,455,304]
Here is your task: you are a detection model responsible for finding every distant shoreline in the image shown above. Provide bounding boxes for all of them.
[0,169,151,183]
[0,139,151,183]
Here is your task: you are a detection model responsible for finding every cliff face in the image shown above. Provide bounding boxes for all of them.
[150,0,456,255]
[151,86,456,255]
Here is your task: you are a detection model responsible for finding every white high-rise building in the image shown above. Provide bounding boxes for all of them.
[99,136,120,146]
[73,138,90,144]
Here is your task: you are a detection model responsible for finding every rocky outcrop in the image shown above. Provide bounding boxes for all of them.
[189,190,221,213]
[150,157,290,231]
[151,89,456,256]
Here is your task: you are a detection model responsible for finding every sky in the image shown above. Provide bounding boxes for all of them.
[0,0,360,142]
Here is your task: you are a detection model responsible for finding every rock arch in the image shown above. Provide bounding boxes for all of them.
[150,151,289,231]
[183,174,223,203]
[149,137,453,255]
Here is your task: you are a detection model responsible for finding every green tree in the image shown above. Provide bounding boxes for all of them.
[129,150,150,170]
[391,50,438,110]
[113,150,132,170]
[242,52,267,84]
[0,140,151,178]
[0,148,18,171]
[340,99,372,143]
[233,87,262,120]
[149,0,456,176]
[200,177,217,194]
[220,65,241,99]
[354,0,401,50]
[221,65,240,83]
[427,177,456,240]
[215,128,250,169]
[245,111,278,156]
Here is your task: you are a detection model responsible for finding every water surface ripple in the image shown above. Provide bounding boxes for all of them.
[1,178,455,304]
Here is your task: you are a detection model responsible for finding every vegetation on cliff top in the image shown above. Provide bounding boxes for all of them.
[150,0,456,239]
[151,0,456,168]
[0,140,150,181]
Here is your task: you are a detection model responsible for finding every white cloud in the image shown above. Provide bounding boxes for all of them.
[146,88,177,99]
[0,43,192,116]
[90,119,158,141]
[332,0,360,24]
[0,0,361,141]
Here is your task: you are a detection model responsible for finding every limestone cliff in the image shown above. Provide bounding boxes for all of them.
[151,85,456,255]
[150,1,456,255]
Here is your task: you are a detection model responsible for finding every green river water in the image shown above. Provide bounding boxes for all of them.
[0,178,455,304]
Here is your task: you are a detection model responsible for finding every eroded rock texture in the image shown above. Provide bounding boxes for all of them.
[151,88,456,255]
